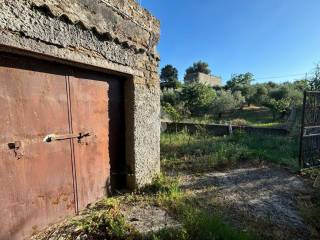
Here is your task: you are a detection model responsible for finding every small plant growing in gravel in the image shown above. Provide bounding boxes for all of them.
[141,174,181,199]
[71,199,138,240]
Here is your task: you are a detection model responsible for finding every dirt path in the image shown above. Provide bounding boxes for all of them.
[31,164,317,240]
[120,201,180,234]
[180,165,312,240]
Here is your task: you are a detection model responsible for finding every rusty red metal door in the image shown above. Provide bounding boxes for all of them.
[68,69,110,210]
[0,54,76,240]
[0,54,124,240]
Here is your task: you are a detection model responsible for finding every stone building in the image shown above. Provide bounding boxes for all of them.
[185,72,221,87]
[0,0,160,239]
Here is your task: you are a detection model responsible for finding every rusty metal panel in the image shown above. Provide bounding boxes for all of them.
[0,54,76,240]
[69,70,111,210]
[0,53,125,238]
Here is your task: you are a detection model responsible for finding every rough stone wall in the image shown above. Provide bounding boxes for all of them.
[198,73,221,87]
[0,0,160,188]
[185,72,221,87]
[131,84,161,187]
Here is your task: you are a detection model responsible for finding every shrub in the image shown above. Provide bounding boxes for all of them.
[210,90,242,118]
[180,83,216,116]
[71,199,137,239]
[161,88,181,106]
[230,118,248,126]
[162,103,183,123]
[263,85,303,120]
[141,174,180,198]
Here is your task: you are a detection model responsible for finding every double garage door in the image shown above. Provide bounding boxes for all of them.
[0,53,124,239]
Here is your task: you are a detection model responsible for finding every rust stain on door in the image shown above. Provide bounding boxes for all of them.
[0,53,123,240]
[0,54,76,240]
[69,69,111,210]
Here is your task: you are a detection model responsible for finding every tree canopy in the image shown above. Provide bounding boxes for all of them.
[261,83,303,120]
[180,83,216,116]
[160,65,179,89]
[225,73,254,104]
[159,62,309,123]
[309,64,320,90]
[210,90,244,118]
[225,73,254,91]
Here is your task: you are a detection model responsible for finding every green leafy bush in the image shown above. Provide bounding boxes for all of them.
[230,118,248,126]
[210,90,244,119]
[180,83,216,116]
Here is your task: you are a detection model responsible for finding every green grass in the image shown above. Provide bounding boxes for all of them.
[299,192,320,239]
[249,122,282,127]
[155,130,302,239]
[161,130,300,172]
[181,209,253,240]
[54,172,252,240]
[188,106,285,128]
[70,198,139,240]
[153,203,253,240]
[142,175,254,240]
[37,198,140,240]
[222,107,276,125]
[39,130,301,240]
[37,172,253,240]
[156,131,301,239]
[298,168,320,239]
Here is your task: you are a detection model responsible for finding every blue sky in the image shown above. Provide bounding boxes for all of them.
[140,0,320,84]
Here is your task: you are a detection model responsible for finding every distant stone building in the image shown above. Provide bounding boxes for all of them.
[186,72,222,87]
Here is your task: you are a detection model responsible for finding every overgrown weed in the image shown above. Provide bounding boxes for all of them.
[71,198,138,240]
[161,130,299,173]
[142,175,254,240]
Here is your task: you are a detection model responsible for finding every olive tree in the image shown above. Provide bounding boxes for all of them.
[225,72,254,105]
[249,85,268,106]
[180,83,216,116]
[263,85,303,120]
[210,90,243,119]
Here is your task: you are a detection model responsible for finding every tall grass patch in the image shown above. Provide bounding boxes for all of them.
[161,130,299,172]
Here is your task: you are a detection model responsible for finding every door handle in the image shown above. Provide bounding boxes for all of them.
[44,132,91,143]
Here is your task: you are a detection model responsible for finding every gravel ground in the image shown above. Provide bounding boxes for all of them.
[120,202,181,234]
[180,165,312,240]
[30,164,316,240]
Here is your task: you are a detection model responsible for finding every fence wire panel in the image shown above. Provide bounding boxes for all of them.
[299,91,320,168]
